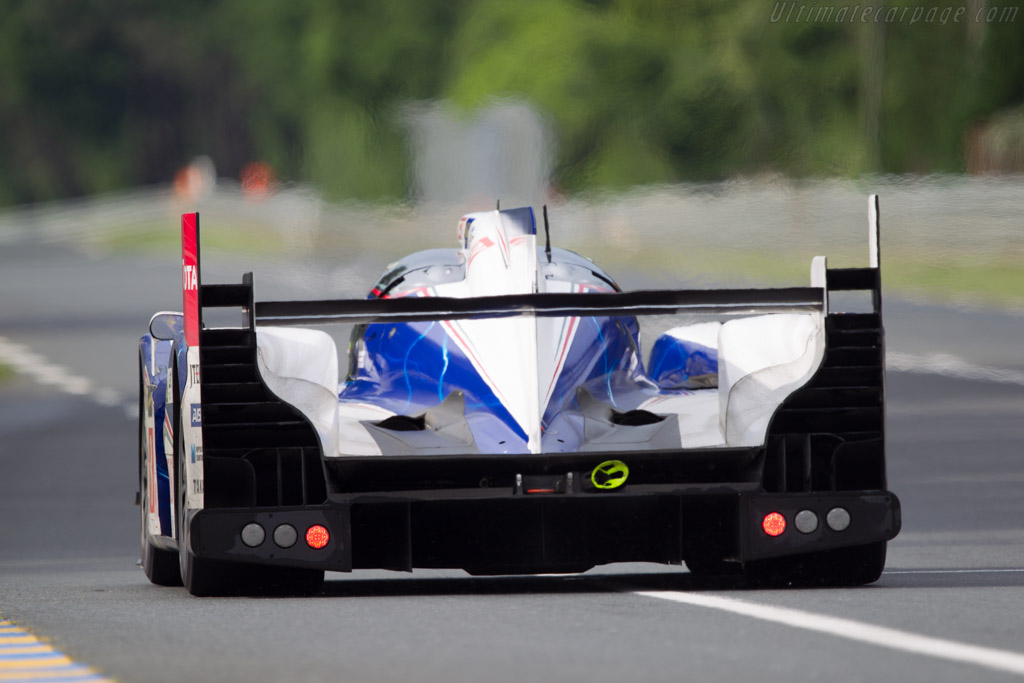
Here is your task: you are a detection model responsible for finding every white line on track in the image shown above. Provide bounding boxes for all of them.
[634,590,1024,677]
[0,340,1021,420]
[887,351,1024,386]
[0,335,132,416]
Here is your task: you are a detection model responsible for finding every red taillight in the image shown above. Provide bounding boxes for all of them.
[305,525,330,549]
[762,512,786,537]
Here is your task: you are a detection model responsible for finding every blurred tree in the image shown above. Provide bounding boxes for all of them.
[214,0,464,200]
[444,0,872,185]
[0,0,258,203]
[0,0,1022,207]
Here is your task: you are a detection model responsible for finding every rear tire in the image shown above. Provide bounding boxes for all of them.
[176,423,234,596]
[743,541,887,588]
[172,355,325,597]
[685,553,742,578]
[139,354,181,586]
[177,438,324,596]
[172,355,232,597]
[176,448,231,596]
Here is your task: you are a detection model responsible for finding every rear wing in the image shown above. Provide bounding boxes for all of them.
[179,198,886,509]
[181,195,882,332]
[253,287,824,326]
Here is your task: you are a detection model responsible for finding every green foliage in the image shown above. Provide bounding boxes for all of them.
[0,0,1022,205]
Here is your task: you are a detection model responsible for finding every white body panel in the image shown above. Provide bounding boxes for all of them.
[255,327,341,459]
[253,209,829,456]
[141,368,162,539]
[637,314,824,448]
[718,313,825,446]
[180,345,205,511]
[436,210,543,452]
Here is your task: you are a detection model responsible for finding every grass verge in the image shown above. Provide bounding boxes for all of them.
[93,224,1024,311]
[0,362,14,386]
[96,220,289,256]
[592,243,1024,310]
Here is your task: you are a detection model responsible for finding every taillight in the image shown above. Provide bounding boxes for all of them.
[273,524,297,548]
[826,507,851,531]
[794,510,819,534]
[762,511,786,537]
[305,525,330,549]
[240,523,265,547]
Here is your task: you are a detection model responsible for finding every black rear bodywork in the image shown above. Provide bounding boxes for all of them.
[187,264,900,578]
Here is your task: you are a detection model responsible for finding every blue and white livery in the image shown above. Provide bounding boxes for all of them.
[137,200,901,596]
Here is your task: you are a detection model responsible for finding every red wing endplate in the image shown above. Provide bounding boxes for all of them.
[182,212,201,347]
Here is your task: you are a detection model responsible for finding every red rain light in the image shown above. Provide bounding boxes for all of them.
[305,524,330,549]
[762,512,787,537]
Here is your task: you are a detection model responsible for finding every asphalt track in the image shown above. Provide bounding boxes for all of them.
[2,244,1024,682]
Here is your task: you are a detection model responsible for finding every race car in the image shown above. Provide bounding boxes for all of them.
[138,200,900,595]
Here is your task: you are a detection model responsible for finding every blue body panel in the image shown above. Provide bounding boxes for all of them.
[340,311,681,453]
[540,315,645,423]
[648,335,718,390]
[139,314,184,538]
[342,320,530,449]
[339,238,722,454]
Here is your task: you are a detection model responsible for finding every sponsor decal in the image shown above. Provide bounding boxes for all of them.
[591,460,630,490]
[147,428,156,514]
[182,262,198,292]
[180,344,205,512]
[181,212,200,346]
